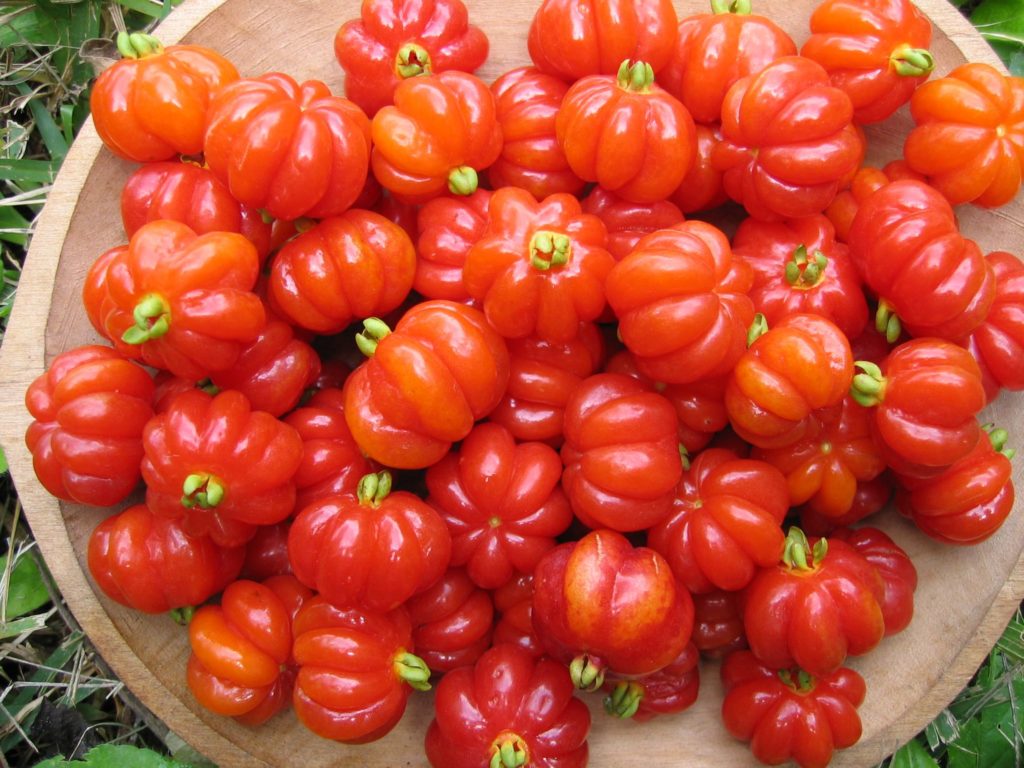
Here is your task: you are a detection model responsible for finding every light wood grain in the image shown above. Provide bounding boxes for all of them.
[0,0,1022,766]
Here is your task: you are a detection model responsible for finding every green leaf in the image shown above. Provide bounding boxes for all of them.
[1,550,50,619]
[0,610,52,640]
[0,445,8,474]
[997,617,1024,663]
[0,205,31,246]
[16,83,69,163]
[890,738,941,768]
[924,708,960,750]
[115,0,184,19]
[0,158,58,183]
[946,678,1024,768]
[31,744,197,768]
[971,0,1024,68]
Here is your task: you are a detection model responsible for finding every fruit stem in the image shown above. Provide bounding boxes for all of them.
[395,42,432,79]
[983,422,1015,459]
[874,300,901,343]
[181,473,225,509]
[782,527,826,570]
[530,230,572,270]
[448,166,479,196]
[121,293,170,345]
[891,46,935,77]
[778,667,816,693]
[710,0,752,14]
[747,313,769,346]
[785,246,828,289]
[850,360,886,407]
[489,734,529,768]
[569,654,605,692]
[116,31,164,59]
[355,317,392,357]
[394,651,432,691]
[616,59,655,92]
[604,681,644,718]
[357,471,393,507]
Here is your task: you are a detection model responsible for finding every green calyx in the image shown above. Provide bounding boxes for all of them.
[569,654,605,692]
[394,651,432,692]
[604,681,644,719]
[355,317,392,357]
[778,667,816,694]
[891,46,935,77]
[875,299,902,344]
[357,471,393,507]
[983,422,1016,459]
[169,605,195,625]
[616,59,655,93]
[395,42,432,79]
[850,360,886,408]
[448,165,479,196]
[679,444,691,472]
[710,0,752,14]
[489,735,529,768]
[121,293,170,345]
[782,526,827,571]
[116,31,165,59]
[181,473,225,510]
[530,230,572,270]
[785,246,828,289]
[747,313,769,346]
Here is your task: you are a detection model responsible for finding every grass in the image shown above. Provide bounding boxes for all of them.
[0,0,1023,766]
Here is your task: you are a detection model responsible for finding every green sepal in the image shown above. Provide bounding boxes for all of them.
[394,651,432,691]
[615,59,655,92]
[604,681,644,719]
[116,31,165,59]
[395,42,432,79]
[355,317,392,357]
[747,313,769,346]
[448,165,479,196]
[357,471,393,507]
[892,47,935,77]
[569,654,605,692]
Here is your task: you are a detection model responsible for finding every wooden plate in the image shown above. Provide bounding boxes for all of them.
[1,0,1023,765]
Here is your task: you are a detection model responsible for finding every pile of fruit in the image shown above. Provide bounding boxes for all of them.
[22,0,1024,765]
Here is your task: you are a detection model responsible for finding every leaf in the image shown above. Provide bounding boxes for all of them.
[1,550,50,619]
[0,445,8,474]
[997,616,1024,663]
[16,83,69,163]
[0,610,53,640]
[0,158,58,183]
[889,738,941,768]
[924,708,960,750]
[946,678,1024,768]
[971,0,1024,68]
[30,744,196,768]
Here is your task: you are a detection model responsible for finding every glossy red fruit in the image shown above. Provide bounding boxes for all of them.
[487,323,606,445]
[897,426,1015,545]
[25,345,154,507]
[426,423,572,590]
[561,373,684,532]
[647,448,789,594]
[88,503,244,614]
[721,650,866,768]
[532,529,694,688]
[425,643,591,768]
[288,471,451,612]
[405,568,494,673]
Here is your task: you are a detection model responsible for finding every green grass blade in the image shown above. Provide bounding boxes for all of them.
[0,158,58,184]
[15,84,69,163]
